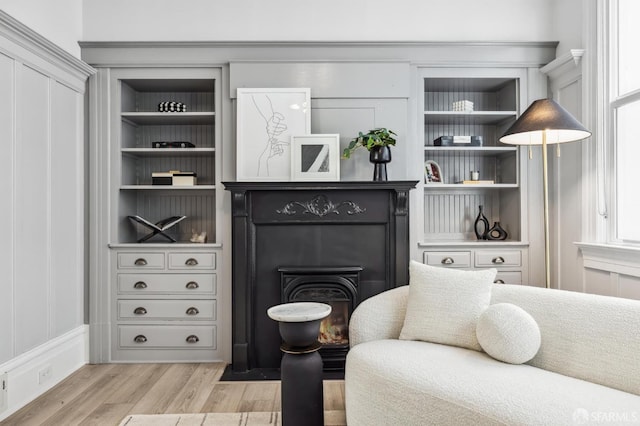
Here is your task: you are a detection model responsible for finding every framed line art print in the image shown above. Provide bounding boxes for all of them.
[236,88,311,181]
[291,134,340,181]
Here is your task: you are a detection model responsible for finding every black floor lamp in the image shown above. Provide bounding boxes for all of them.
[499,99,591,289]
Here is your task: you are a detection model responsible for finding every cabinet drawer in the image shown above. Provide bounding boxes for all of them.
[168,252,216,270]
[423,251,471,268]
[118,253,165,269]
[493,271,522,285]
[118,274,216,295]
[475,250,521,267]
[118,325,216,348]
[118,299,216,320]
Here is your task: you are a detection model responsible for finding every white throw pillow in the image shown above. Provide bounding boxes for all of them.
[476,303,541,364]
[399,261,496,351]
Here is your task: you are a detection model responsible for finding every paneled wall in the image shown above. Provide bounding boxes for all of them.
[0,11,93,420]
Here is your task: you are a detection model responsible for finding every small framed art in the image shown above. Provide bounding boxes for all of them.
[291,134,340,181]
[425,160,443,183]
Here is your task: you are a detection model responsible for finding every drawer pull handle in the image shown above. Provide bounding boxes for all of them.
[186,335,199,344]
[494,279,505,284]
[185,258,199,266]
[441,257,454,265]
[134,335,147,343]
[185,281,199,289]
[133,307,147,315]
[186,307,199,316]
[133,281,147,289]
[134,258,148,266]
[492,256,505,264]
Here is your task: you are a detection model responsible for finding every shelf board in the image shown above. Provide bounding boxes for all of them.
[121,112,215,125]
[424,146,517,156]
[423,183,518,189]
[109,242,222,249]
[424,111,517,125]
[120,185,216,190]
[121,148,215,157]
[418,240,529,248]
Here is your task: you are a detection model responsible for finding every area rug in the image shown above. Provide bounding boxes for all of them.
[119,410,346,426]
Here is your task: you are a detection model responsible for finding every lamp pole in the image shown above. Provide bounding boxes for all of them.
[542,130,551,289]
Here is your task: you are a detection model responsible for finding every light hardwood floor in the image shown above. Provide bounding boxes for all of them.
[1,363,345,426]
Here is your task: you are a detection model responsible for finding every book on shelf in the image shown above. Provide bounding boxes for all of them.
[152,141,195,148]
[457,180,495,185]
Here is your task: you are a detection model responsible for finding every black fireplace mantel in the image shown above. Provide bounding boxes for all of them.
[223,181,418,374]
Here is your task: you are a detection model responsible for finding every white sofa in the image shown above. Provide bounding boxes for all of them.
[345,284,640,426]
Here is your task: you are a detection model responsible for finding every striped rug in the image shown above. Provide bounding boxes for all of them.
[119,410,346,425]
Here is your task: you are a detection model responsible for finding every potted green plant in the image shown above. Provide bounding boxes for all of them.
[342,128,397,181]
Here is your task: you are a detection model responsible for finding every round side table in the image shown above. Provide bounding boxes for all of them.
[267,302,332,426]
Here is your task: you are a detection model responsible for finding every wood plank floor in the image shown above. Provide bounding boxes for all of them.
[1,363,345,426]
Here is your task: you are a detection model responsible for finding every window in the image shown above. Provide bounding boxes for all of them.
[610,0,640,243]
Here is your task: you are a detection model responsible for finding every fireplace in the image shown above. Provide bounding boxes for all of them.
[223,181,417,377]
[280,266,361,370]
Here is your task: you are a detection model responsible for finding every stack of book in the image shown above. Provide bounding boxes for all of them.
[152,170,197,186]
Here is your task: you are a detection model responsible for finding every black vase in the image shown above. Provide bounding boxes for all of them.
[474,205,490,240]
[487,221,508,240]
[369,145,391,181]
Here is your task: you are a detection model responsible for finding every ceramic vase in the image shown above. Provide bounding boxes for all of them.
[474,205,490,240]
[486,221,508,240]
[369,145,391,181]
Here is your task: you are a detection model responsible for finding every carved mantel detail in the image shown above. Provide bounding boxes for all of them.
[276,194,366,217]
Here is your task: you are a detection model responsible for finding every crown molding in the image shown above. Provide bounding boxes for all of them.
[0,10,94,82]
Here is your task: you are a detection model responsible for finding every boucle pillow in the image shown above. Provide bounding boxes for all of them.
[399,261,496,351]
[476,303,541,364]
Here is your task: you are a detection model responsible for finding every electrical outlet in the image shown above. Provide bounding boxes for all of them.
[38,365,52,385]
[0,372,7,413]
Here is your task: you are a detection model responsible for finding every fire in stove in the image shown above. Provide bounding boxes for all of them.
[318,302,349,345]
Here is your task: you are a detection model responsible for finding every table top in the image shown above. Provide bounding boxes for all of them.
[267,302,332,322]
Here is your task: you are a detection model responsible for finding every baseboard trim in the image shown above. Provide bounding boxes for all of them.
[0,324,89,421]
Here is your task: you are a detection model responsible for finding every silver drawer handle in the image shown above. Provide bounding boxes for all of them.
[133,281,147,289]
[186,335,199,344]
[186,307,200,316]
[134,258,148,266]
[492,256,505,264]
[134,307,147,315]
[494,279,505,284]
[185,258,199,266]
[441,257,454,265]
[134,335,147,343]
[185,281,199,290]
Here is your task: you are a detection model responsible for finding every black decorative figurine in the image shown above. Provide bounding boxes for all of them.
[474,205,490,240]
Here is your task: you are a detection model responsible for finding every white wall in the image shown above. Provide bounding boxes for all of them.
[0,11,93,420]
[0,0,83,57]
[551,0,584,55]
[83,0,555,42]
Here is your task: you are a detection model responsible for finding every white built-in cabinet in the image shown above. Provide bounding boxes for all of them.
[92,67,224,362]
[417,68,532,284]
[84,41,555,363]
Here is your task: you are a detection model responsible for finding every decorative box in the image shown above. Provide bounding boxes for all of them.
[172,172,197,186]
[151,172,173,185]
[433,136,483,147]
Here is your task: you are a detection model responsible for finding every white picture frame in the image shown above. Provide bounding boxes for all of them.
[291,134,341,181]
[425,160,443,183]
[236,88,311,181]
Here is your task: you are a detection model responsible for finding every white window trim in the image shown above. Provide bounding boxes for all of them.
[580,0,640,253]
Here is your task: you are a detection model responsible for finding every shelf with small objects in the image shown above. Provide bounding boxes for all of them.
[420,74,525,245]
[117,77,218,245]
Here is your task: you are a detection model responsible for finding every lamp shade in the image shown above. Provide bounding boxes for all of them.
[499,98,591,145]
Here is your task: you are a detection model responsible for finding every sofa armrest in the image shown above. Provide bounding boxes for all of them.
[349,286,409,347]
